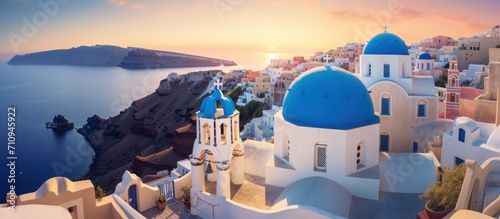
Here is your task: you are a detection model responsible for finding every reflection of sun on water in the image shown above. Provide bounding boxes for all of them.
[267,53,277,61]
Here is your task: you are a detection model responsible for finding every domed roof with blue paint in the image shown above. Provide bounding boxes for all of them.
[362,32,409,55]
[198,81,236,118]
[282,66,379,130]
[417,52,432,60]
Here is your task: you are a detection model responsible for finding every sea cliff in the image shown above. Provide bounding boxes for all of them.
[77,70,223,192]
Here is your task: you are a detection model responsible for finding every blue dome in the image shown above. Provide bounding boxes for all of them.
[199,89,236,118]
[362,32,409,55]
[282,66,379,130]
[417,52,432,60]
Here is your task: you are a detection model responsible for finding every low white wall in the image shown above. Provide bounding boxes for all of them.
[191,192,344,219]
[173,172,192,199]
[243,140,274,177]
[114,171,159,212]
[265,163,379,200]
[379,153,437,193]
[112,194,146,219]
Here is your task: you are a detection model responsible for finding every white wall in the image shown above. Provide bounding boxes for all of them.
[441,121,499,167]
[271,115,380,199]
[379,153,437,193]
[360,55,412,78]
[190,192,343,219]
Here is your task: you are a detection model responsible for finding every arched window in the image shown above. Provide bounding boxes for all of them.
[381,93,391,116]
[417,99,427,117]
[380,132,390,152]
[368,63,372,76]
[458,128,466,143]
[220,123,228,145]
[402,62,405,76]
[384,63,390,77]
[314,142,327,172]
[427,63,431,70]
[203,123,211,145]
[449,93,456,102]
[450,76,458,87]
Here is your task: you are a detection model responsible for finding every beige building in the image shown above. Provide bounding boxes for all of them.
[272,72,296,106]
[358,30,438,153]
[491,48,500,63]
[248,75,270,95]
[475,61,500,123]
[7,171,171,219]
[455,37,500,71]
[14,177,129,219]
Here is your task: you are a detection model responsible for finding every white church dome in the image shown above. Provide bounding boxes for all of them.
[486,125,500,149]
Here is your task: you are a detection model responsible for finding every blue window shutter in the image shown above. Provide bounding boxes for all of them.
[418,104,425,117]
[381,98,390,115]
[384,64,390,77]
[458,128,466,143]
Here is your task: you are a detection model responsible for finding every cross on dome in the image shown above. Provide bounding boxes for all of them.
[324,53,330,63]
[214,79,223,90]
[383,25,388,33]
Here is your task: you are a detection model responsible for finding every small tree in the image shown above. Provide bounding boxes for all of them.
[96,185,105,202]
[181,186,191,202]
[419,163,467,211]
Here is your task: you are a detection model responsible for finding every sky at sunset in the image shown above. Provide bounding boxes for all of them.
[0,0,499,62]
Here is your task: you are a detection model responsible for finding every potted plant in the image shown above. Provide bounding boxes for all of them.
[419,163,466,219]
[156,194,166,210]
[96,185,105,202]
[181,186,191,209]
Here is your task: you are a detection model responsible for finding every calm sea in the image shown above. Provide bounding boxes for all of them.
[0,52,294,200]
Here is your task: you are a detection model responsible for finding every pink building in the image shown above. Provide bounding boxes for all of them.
[293,56,305,64]
[432,36,457,48]
[445,57,461,119]
[459,87,485,118]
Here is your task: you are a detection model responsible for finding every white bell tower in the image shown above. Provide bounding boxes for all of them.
[189,79,244,202]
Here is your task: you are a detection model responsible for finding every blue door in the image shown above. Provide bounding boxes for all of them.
[128,185,138,210]
[380,134,389,152]
[413,142,418,153]
[158,181,175,201]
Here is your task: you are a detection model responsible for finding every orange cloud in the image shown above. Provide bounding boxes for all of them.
[409,3,491,34]
[108,0,145,8]
[109,0,125,6]
[330,8,422,23]
[440,13,491,33]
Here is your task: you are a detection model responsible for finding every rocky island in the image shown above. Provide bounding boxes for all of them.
[8,45,236,69]
[46,114,74,131]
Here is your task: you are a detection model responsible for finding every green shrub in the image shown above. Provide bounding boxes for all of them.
[419,163,467,211]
